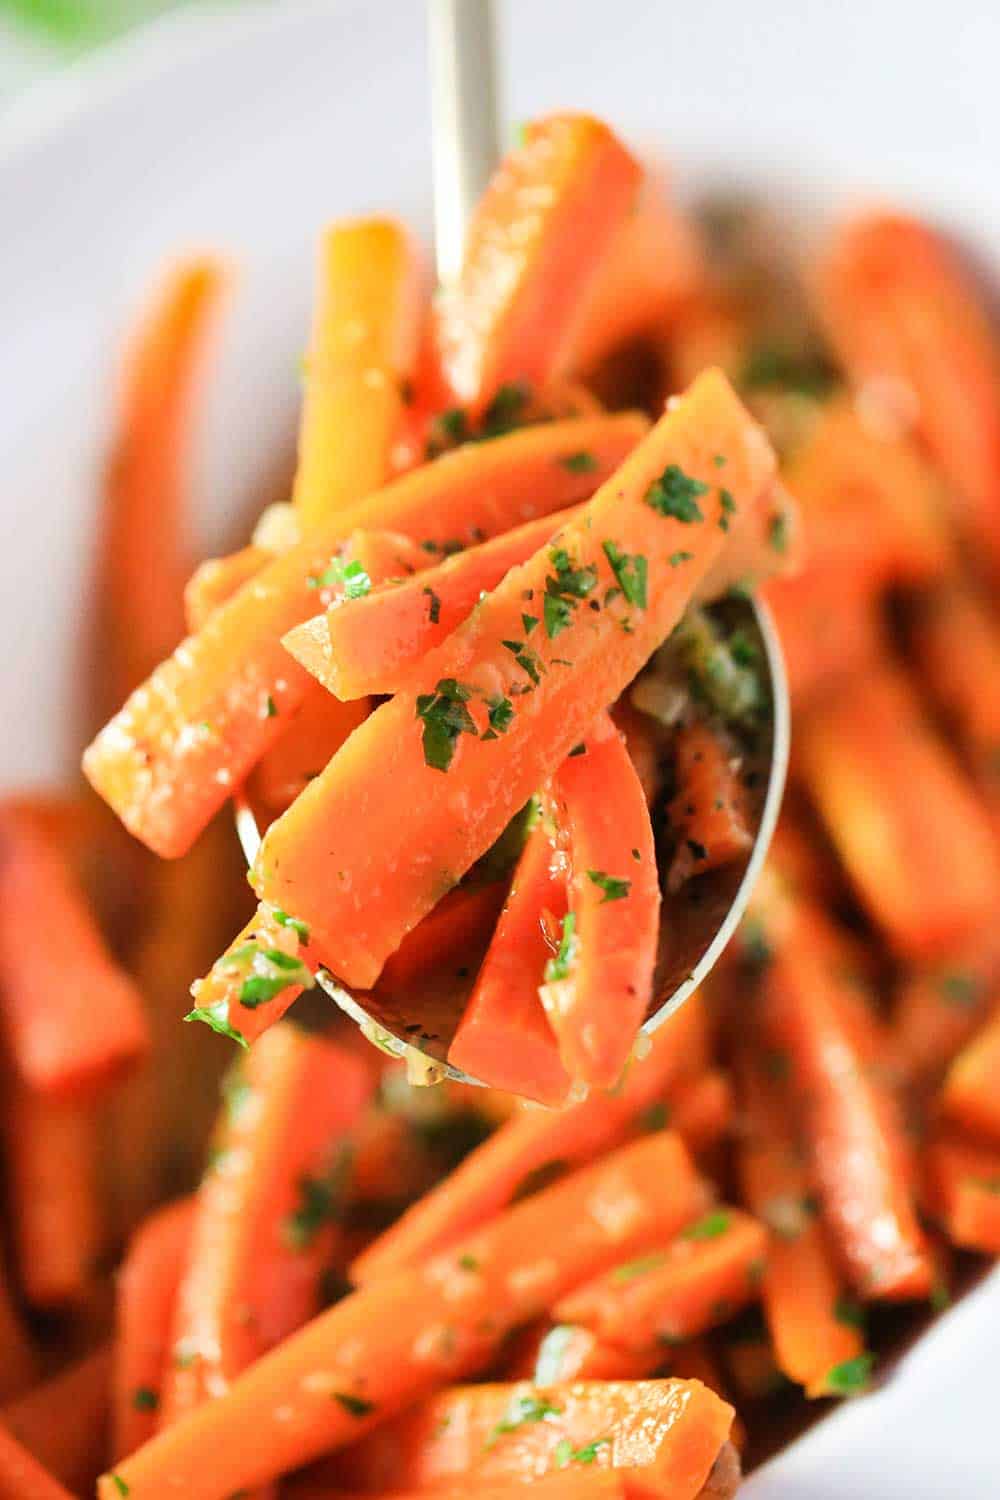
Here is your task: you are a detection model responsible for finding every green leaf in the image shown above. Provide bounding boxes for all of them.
[132,1386,158,1411]
[553,1437,609,1468]
[822,1352,875,1396]
[602,540,648,608]
[834,1296,866,1329]
[273,908,310,942]
[681,1210,731,1241]
[415,678,480,771]
[107,1476,130,1498]
[522,613,539,634]
[645,464,709,522]
[423,587,442,624]
[486,1393,564,1448]
[544,912,577,983]
[183,1001,248,1050]
[769,511,790,554]
[559,450,597,473]
[487,696,514,735]
[544,591,574,639]
[586,869,631,903]
[333,1392,376,1417]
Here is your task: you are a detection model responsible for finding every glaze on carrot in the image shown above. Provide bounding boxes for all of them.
[666,719,753,892]
[184,546,271,632]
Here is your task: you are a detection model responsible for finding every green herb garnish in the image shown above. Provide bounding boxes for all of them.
[560,450,597,473]
[132,1387,158,1411]
[834,1296,865,1329]
[822,1353,874,1396]
[183,1001,248,1050]
[333,1392,376,1417]
[603,540,648,608]
[682,1210,731,1241]
[486,1394,564,1448]
[544,912,577,983]
[645,464,709,523]
[415,678,479,771]
[273,908,310,942]
[612,1252,668,1283]
[586,869,631,903]
[424,586,442,624]
[554,1437,609,1468]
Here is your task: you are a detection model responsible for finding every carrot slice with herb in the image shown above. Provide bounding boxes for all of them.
[254,371,776,991]
[0,1345,111,1492]
[189,903,318,1048]
[939,1010,1000,1145]
[98,1133,706,1500]
[293,219,422,532]
[666,719,753,892]
[161,1027,370,1425]
[448,816,570,1105]
[924,1136,1000,1253]
[525,1322,664,1383]
[84,412,646,857]
[184,546,271,632]
[433,114,643,409]
[0,1424,76,1500]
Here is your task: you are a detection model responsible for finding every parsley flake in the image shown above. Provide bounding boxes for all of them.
[669,550,694,567]
[107,1476,130,1497]
[487,696,514,735]
[612,1252,668,1283]
[522,613,539,634]
[769,511,790,554]
[265,694,277,718]
[545,911,578,983]
[132,1386,158,1411]
[273,908,310,942]
[333,1392,376,1417]
[554,1437,609,1468]
[183,1001,248,1049]
[586,869,631,903]
[415,678,479,771]
[719,488,737,532]
[559,450,597,473]
[646,464,709,522]
[423,587,442,624]
[486,1394,563,1448]
[834,1296,865,1329]
[603,540,648,608]
[822,1353,874,1396]
[682,1210,731,1240]
[939,971,982,1007]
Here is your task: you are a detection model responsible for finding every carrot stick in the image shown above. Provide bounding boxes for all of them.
[892,932,1000,1090]
[98,1133,708,1500]
[161,1027,371,1425]
[336,1377,733,1499]
[0,1346,111,1492]
[796,663,1000,962]
[666,1070,734,1159]
[610,698,664,806]
[433,114,643,410]
[255,372,777,992]
[84,412,647,858]
[0,1425,76,1500]
[734,1046,866,1396]
[817,212,1000,577]
[924,1136,1000,1253]
[288,1473,626,1500]
[249,689,370,815]
[96,257,228,714]
[761,561,882,707]
[539,715,660,1088]
[380,881,507,991]
[0,807,147,1099]
[284,505,586,700]
[0,1263,37,1405]
[939,1010,1000,1145]
[448,817,570,1105]
[350,996,710,1285]
[188,903,316,1048]
[293,220,422,532]
[665,719,753,892]
[184,546,271,632]
[113,1197,195,1459]
[527,1322,665,1383]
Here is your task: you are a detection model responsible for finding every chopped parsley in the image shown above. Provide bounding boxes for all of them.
[283,1158,350,1250]
[769,511,790,554]
[639,1101,670,1132]
[682,1210,731,1241]
[522,612,539,634]
[183,1001,249,1050]
[740,916,773,970]
[718,488,737,532]
[586,869,631,903]
[132,1386,158,1411]
[333,1392,376,1417]
[822,1352,875,1396]
[265,694,278,718]
[543,546,598,639]
[544,592,575,639]
[645,464,709,523]
[930,1281,952,1312]
[486,696,514,736]
[568,742,587,757]
[559,449,597,473]
[237,947,311,1009]
[544,912,578,983]
[612,1251,668,1283]
[554,1437,609,1468]
[603,539,648,608]
[273,908,310,942]
[501,639,544,686]
[423,586,442,624]
[415,678,479,771]
[481,381,531,437]
[741,343,836,400]
[107,1477,130,1497]
[939,971,982,1008]
[457,1253,479,1271]
[669,550,694,567]
[307,556,372,598]
[486,1394,564,1448]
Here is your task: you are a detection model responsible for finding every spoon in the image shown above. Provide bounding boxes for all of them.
[237,0,790,1087]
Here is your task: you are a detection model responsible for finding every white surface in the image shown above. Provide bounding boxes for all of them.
[1,0,998,1490]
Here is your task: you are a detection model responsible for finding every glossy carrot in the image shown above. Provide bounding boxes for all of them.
[0,1345,111,1493]
[666,1070,734,1159]
[0,1262,37,1405]
[448,818,570,1105]
[0,1425,76,1500]
[796,664,1000,962]
[256,373,776,992]
[284,506,587,700]
[113,1197,195,1459]
[434,114,643,409]
[293,220,421,532]
[939,1010,1000,1144]
[288,1473,625,1500]
[184,546,271,632]
[161,1028,371,1423]
[98,1134,707,1500]
[892,934,1000,1090]
[924,1136,1000,1253]
[380,881,507,991]
[540,715,660,1088]
[761,561,882,707]
[351,995,710,1285]
[666,719,753,891]
[189,903,318,1048]
[249,690,370,815]
[817,212,1000,576]
[0,807,147,1099]
[611,697,664,805]
[505,1321,663,1383]
[84,412,647,857]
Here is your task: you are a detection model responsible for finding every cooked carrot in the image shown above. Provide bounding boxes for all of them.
[0,807,147,1098]
[96,257,228,713]
[337,1378,733,1499]
[284,505,586,700]
[113,1197,195,1459]
[288,1473,625,1500]
[511,1321,664,1383]
[734,1047,866,1396]
[761,562,882,707]
[184,546,271,632]
[666,719,753,892]
[294,220,421,532]
[924,1136,1000,1253]
[610,697,664,805]
[939,1010,1000,1144]
[448,818,570,1105]
[433,114,643,409]
[817,212,1000,576]
[0,1424,76,1500]
[0,1345,111,1492]
[380,881,507,992]
[539,714,660,1088]
[161,1027,371,1424]
[892,933,1000,1090]
[84,412,647,858]
[98,1134,707,1499]
[766,809,840,907]
[665,1345,745,1455]
[188,903,319,1048]
[250,690,370,815]
[0,1261,37,1405]
[666,1070,734,1159]
[797,664,1000,962]
[351,995,710,1285]
[256,372,777,993]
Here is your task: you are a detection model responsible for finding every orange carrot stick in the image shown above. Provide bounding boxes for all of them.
[796,664,1000,962]
[98,1134,707,1500]
[113,1198,195,1459]
[448,817,570,1105]
[666,1070,734,1159]
[0,1263,37,1405]
[84,412,647,858]
[293,220,422,532]
[380,881,507,990]
[433,114,643,410]
[184,546,271,632]
[0,1425,76,1500]
[892,931,1000,1090]
[188,904,316,1048]
[939,1010,1000,1145]
[351,995,710,1285]
[761,561,882,707]
[0,1346,111,1493]
[288,1472,625,1500]
[0,807,147,1099]
[527,1322,664,1383]
[611,698,664,806]
[161,1028,371,1424]
[924,1136,1000,1253]
[249,689,370,815]
[666,719,753,892]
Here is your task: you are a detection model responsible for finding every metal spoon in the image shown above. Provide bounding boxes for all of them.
[237,0,790,1087]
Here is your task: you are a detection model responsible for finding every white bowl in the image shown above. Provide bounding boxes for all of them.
[2,1,997,1491]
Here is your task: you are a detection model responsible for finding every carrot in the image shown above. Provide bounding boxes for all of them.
[666,1070,734,1159]
[665,1345,745,1455]
[892,933,1000,1090]
[351,995,710,1284]
[84,412,647,858]
[98,1133,707,1500]
[96,257,228,713]
[448,818,570,1105]
[939,1010,1000,1144]
[0,1261,37,1405]
[0,1345,111,1492]
[161,1027,371,1424]
[0,1424,76,1500]
[796,663,1000,962]
[610,698,664,806]
[433,114,643,410]
[284,505,586,700]
[734,1047,866,1396]
[113,1197,196,1459]
[0,807,147,1099]
[516,1322,665,1384]
[288,1473,626,1500]
[188,903,316,1048]
[293,220,421,532]
[817,212,1000,577]
[761,562,882,706]
[666,719,753,892]
[539,715,660,1087]
[184,546,271,632]
[924,1136,1000,1253]
[336,1378,733,1499]
[556,1208,766,1351]
[255,371,777,993]
[766,809,840,907]
[250,690,371,815]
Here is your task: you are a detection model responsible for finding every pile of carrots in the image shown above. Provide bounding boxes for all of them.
[0,110,998,1498]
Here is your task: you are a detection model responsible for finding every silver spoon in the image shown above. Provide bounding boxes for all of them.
[237,0,790,1088]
